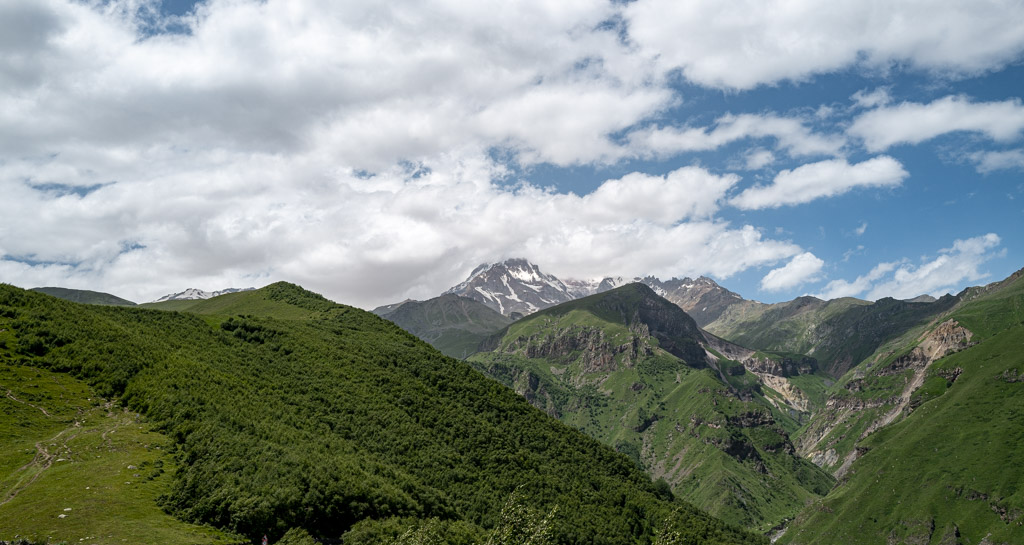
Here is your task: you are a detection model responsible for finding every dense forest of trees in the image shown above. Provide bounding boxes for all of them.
[0,283,763,545]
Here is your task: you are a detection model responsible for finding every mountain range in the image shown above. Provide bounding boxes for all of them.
[374,258,1024,543]
[441,258,743,326]
[468,283,833,532]
[4,259,1023,545]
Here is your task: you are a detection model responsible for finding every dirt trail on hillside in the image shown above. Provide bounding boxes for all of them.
[4,388,52,417]
[0,422,81,507]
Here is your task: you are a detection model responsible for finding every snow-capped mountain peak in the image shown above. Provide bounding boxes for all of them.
[151,287,254,303]
[445,258,573,316]
[443,259,745,325]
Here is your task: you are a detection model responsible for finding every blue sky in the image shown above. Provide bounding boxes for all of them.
[0,0,1022,307]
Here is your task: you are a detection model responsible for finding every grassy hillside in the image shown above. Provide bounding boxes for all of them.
[373,295,512,359]
[0,330,240,543]
[30,287,136,306]
[0,283,762,545]
[470,284,833,533]
[779,270,1024,544]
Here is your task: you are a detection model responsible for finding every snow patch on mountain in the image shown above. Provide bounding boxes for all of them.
[152,287,254,303]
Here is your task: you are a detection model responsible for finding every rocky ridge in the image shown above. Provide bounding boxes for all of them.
[800,319,975,477]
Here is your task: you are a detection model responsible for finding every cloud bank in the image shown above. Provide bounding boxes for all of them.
[816,234,1004,300]
[1,0,1022,307]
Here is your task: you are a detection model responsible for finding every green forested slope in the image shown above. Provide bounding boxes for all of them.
[780,270,1024,544]
[0,283,762,545]
[470,284,833,533]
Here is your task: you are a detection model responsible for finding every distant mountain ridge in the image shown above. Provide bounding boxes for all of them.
[372,294,512,358]
[443,258,742,324]
[433,259,964,377]
[151,287,254,303]
[30,286,137,306]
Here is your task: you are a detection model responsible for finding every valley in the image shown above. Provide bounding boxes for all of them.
[374,259,1024,544]
[4,261,1023,544]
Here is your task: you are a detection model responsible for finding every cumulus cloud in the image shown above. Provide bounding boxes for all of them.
[815,262,896,300]
[0,152,800,307]
[628,113,844,159]
[850,96,1024,151]
[2,0,1020,309]
[970,149,1024,173]
[851,87,892,109]
[744,149,776,170]
[730,156,908,210]
[816,234,1003,300]
[760,252,824,292]
[581,167,739,224]
[625,0,1024,89]
[865,233,1004,300]
[0,0,666,169]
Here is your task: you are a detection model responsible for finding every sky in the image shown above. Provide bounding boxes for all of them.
[1,0,1023,308]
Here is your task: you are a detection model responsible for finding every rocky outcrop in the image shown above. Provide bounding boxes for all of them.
[741,355,817,377]
[502,323,655,374]
[1001,369,1024,383]
[642,276,746,327]
[802,320,975,476]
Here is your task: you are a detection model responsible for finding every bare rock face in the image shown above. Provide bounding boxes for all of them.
[801,319,976,476]
[502,324,653,375]
[641,276,745,327]
[811,448,839,468]
[740,355,818,377]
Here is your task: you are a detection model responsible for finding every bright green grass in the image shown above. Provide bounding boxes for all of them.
[0,358,241,545]
[950,273,1024,340]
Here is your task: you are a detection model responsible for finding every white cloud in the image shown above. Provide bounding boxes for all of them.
[1,0,1018,310]
[730,156,908,210]
[816,234,1003,300]
[854,222,868,236]
[760,252,824,292]
[0,152,800,307]
[744,149,776,170]
[816,262,896,300]
[851,87,892,109]
[581,167,739,224]
[625,0,1024,89]
[865,233,1004,300]
[0,0,667,170]
[970,149,1024,173]
[850,96,1024,151]
[628,113,843,159]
